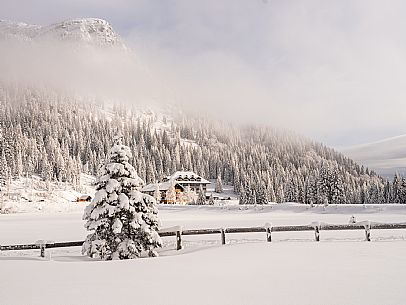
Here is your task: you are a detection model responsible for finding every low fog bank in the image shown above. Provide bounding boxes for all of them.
[2,0,406,147]
[0,38,169,105]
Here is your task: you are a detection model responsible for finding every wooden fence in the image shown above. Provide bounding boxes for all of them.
[1,221,406,257]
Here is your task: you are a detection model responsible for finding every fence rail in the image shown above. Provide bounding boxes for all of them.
[1,221,406,257]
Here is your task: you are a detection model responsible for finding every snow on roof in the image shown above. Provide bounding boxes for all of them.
[169,171,210,184]
[142,171,210,192]
[141,181,185,192]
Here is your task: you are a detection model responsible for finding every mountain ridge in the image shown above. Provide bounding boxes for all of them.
[0,18,125,48]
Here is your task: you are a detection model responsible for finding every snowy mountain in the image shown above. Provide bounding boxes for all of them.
[342,135,406,178]
[0,18,125,48]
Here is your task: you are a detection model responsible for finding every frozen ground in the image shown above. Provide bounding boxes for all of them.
[1,204,406,305]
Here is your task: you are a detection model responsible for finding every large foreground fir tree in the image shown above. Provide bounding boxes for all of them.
[82,135,162,260]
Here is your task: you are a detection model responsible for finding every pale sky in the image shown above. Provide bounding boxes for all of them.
[2,0,406,147]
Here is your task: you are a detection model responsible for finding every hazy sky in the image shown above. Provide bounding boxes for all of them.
[2,0,406,147]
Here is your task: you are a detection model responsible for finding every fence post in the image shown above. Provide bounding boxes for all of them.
[40,244,46,258]
[176,230,182,250]
[35,240,47,258]
[314,226,320,242]
[266,227,272,242]
[221,229,226,245]
[364,221,371,242]
[265,223,272,242]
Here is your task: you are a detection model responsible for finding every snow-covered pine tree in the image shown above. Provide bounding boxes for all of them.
[247,188,257,205]
[393,173,401,203]
[276,184,285,203]
[82,135,162,260]
[360,183,367,204]
[268,186,276,203]
[153,183,161,203]
[318,163,331,203]
[384,181,392,203]
[367,181,383,204]
[239,183,247,205]
[15,150,23,178]
[399,177,406,204]
[183,185,197,204]
[306,175,318,205]
[197,184,206,205]
[318,162,345,204]
[0,150,8,188]
[330,167,345,204]
[208,193,215,205]
[323,195,329,208]
[215,175,223,193]
[285,177,298,203]
[256,183,268,204]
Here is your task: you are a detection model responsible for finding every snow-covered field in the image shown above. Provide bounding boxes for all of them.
[1,204,406,305]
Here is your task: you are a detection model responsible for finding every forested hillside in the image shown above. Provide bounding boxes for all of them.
[1,84,399,204]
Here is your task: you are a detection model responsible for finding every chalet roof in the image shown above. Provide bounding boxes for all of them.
[168,171,210,184]
[142,171,210,193]
[141,182,184,192]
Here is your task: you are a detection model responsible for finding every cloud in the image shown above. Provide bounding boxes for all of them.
[2,0,406,146]
[123,1,406,145]
[0,37,170,105]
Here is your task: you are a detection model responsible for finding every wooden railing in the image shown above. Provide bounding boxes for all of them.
[1,221,406,257]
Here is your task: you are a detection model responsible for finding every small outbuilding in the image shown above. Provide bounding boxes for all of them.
[77,195,92,202]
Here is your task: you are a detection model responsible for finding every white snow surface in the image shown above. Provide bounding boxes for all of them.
[1,204,406,305]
